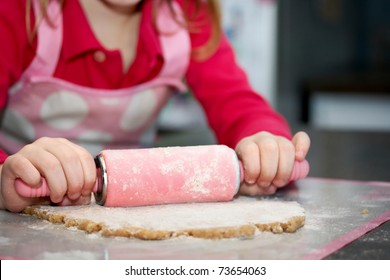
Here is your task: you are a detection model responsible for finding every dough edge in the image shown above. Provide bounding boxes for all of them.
[23,205,305,240]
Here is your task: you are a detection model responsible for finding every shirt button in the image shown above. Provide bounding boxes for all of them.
[93,50,106,63]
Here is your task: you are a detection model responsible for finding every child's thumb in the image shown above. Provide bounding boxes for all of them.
[292,131,311,161]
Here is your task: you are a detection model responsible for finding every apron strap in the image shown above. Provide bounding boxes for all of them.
[22,0,63,79]
[156,2,190,92]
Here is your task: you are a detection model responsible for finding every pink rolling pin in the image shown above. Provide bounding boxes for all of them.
[14,145,309,207]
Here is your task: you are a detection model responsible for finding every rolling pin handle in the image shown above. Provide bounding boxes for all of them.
[15,176,99,198]
[15,156,103,198]
[15,178,51,198]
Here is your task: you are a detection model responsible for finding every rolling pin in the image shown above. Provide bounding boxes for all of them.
[14,145,309,207]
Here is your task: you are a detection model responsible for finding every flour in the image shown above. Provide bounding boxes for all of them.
[24,197,305,240]
[0,236,11,245]
[39,250,100,260]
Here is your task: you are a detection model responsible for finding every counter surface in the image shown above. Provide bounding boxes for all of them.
[1,178,389,260]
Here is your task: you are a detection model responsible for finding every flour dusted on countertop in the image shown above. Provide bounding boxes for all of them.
[23,197,305,240]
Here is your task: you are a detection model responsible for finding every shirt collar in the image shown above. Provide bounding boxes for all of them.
[61,0,162,61]
[61,0,100,60]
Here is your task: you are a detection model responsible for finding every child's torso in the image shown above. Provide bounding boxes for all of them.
[0,0,190,155]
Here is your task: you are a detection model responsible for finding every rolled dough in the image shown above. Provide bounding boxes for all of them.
[23,197,305,240]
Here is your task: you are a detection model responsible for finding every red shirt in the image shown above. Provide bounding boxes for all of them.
[0,0,291,163]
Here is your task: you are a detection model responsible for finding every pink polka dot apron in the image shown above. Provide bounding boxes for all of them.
[0,0,190,156]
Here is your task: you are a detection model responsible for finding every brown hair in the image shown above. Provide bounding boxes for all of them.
[155,0,222,61]
[26,0,222,61]
[26,0,64,44]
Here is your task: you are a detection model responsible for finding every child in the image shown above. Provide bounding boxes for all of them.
[0,0,310,212]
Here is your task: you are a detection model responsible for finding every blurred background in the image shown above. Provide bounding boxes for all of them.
[158,0,390,182]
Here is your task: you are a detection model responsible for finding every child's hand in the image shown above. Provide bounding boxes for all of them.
[0,137,97,212]
[235,131,310,195]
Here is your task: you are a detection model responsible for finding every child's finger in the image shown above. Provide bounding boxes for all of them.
[235,139,261,185]
[32,152,68,203]
[292,131,311,161]
[1,157,50,212]
[257,137,279,188]
[272,138,295,187]
[57,194,91,206]
[3,154,42,188]
[64,141,96,196]
[238,183,277,196]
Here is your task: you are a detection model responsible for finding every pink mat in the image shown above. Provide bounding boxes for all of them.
[300,178,390,259]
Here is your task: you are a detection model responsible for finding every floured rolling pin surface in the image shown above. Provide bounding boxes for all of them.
[23,197,306,240]
[16,145,310,207]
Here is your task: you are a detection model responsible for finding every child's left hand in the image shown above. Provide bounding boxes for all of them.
[235,131,310,195]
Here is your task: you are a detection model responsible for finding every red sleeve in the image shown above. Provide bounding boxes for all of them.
[0,1,35,160]
[0,0,34,106]
[0,150,8,164]
[185,5,291,148]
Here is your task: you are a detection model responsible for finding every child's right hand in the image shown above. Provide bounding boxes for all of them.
[0,137,97,212]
